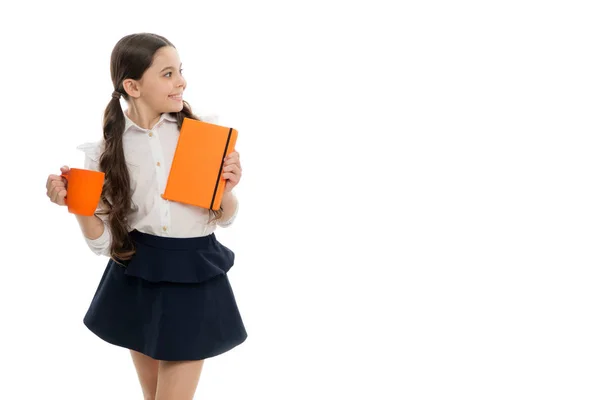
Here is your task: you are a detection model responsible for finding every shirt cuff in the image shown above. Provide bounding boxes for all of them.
[217,194,239,228]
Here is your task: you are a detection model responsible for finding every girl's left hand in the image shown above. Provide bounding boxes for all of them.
[222,151,242,192]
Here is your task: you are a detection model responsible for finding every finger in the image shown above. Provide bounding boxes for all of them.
[58,189,67,206]
[56,189,67,205]
[47,171,68,192]
[224,169,241,180]
[223,157,240,167]
[225,152,239,162]
[47,177,65,190]
[222,172,240,183]
[49,183,65,200]
[51,180,66,191]
[47,180,64,198]
[46,174,61,189]
[51,187,60,204]
[51,181,65,194]
[59,166,70,183]
[223,162,242,175]
[222,165,241,174]
[54,186,67,204]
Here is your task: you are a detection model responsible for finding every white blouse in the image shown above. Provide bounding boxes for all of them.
[76,111,238,257]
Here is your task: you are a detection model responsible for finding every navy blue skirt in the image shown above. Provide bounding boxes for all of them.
[83,230,247,361]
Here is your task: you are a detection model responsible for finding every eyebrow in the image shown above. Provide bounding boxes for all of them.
[160,63,183,73]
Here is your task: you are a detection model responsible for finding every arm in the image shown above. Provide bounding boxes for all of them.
[217,149,242,228]
[75,214,105,240]
[75,141,112,256]
[74,199,112,257]
[217,191,239,227]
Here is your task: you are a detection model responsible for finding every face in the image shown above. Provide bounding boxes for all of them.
[135,46,187,114]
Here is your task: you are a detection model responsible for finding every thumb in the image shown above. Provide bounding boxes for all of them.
[60,165,70,173]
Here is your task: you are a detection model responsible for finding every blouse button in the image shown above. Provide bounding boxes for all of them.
[156,162,161,167]
[148,132,154,137]
[162,226,167,231]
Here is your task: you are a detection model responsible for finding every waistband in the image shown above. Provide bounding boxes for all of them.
[129,229,216,250]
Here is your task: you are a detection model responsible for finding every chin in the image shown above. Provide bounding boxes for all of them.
[170,101,185,113]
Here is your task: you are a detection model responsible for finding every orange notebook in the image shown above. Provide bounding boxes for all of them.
[162,117,238,210]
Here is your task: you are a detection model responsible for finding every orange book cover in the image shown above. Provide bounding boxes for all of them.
[162,117,238,210]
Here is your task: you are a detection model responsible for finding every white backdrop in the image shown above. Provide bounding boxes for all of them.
[1,0,600,399]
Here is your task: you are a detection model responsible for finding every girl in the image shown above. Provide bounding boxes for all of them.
[45,33,247,399]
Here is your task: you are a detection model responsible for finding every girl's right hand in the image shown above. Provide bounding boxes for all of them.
[46,166,70,206]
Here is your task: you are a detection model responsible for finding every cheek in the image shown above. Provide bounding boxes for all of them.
[146,82,165,98]
[155,83,172,98]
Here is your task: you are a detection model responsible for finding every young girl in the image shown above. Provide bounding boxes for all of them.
[44,33,247,399]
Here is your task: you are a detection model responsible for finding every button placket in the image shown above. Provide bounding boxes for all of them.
[147,128,172,235]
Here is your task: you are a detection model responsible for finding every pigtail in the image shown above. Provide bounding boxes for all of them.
[172,101,224,224]
[98,93,136,261]
[94,32,229,259]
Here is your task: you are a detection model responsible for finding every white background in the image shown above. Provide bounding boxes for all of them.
[1,0,599,399]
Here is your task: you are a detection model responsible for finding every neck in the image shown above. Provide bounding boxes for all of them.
[125,101,162,129]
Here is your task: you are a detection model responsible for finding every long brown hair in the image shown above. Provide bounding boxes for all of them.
[97,33,222,262]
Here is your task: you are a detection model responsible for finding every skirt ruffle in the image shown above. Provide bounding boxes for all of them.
[119,230,236,283]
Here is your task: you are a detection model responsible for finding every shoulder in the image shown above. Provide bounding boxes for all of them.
[76,140,105,162]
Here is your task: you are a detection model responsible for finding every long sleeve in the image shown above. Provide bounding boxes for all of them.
[74,111,239,245]
[76,141,112,257]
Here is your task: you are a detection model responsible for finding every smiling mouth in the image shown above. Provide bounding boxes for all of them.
[169,94,183,100]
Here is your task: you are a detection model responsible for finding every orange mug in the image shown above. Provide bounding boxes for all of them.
[60,168,105,216]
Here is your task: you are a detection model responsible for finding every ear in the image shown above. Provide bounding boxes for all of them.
[122,78,141,98]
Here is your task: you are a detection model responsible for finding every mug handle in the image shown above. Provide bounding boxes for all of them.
[60,172,69,204]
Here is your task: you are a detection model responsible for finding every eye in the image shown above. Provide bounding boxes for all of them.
[164,69,183,78]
